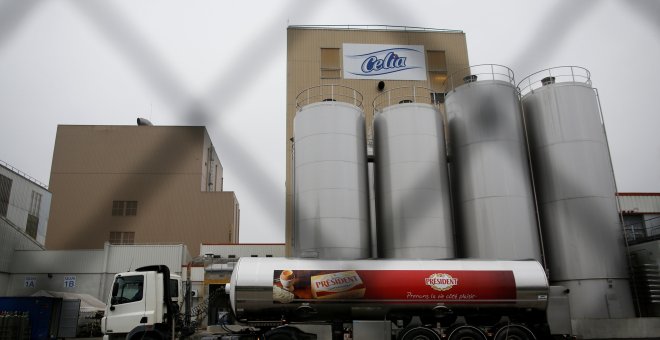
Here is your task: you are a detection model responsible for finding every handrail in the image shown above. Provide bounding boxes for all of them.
[288,25,462,33]
[372,86,441,113]
[518,66,591,96]
[0,159,48,190]
[296,84,364,110]
[444,64,516,93]
[625,220,660,244]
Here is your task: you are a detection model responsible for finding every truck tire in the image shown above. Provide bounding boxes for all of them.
[398,326,441,340]
[493,325,535,340]
[264,326,315,340]
[447,325,487,340]
[131,334,157,340]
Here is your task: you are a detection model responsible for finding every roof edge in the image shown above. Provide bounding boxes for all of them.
[617,192,660,197]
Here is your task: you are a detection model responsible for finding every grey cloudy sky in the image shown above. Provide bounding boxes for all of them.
[1,0,658,243]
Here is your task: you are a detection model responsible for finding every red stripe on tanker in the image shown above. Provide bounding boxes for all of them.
[273,269,516,303]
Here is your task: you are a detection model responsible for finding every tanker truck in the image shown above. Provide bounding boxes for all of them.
[102,258,572,340]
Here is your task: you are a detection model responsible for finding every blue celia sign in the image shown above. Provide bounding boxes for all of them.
[343,44,427,80]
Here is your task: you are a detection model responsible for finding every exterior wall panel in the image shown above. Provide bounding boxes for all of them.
[5,244,189,300]
[618,194,660,214]
[0,217,43,295]
[106,244,188,274]
[9,250,104,274]
[7,273,103,298]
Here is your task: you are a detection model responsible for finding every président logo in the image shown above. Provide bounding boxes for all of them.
[425,273,458,291]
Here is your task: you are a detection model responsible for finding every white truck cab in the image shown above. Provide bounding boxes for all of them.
[102,265,182,340]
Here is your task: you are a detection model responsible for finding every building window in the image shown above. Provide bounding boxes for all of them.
[228,255,236,259]
[431,92,445,104]
[27,191,42,237]
[29,191,42,215]
[125,201,138,216]
[112,201,124,216]
[427,50,448,91]
[0,174,12,217]
[251,255,258,257]
[266,254,273,258]
[112,200,138,216]
[109,231,135,245]
[26,215,38,239]
[321,48,341,79]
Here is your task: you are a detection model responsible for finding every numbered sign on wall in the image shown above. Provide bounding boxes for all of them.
[64,275,76,288]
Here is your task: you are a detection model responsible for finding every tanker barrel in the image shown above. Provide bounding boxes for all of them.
[229,257,549,323]
[519,66,635,319]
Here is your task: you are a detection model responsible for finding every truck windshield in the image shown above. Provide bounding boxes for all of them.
[112,275,144,305]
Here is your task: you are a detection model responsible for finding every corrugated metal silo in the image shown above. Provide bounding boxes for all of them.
[293,85,370,259]
[445,65,542,261]
[519,66,634,318]
[373,87,454,259]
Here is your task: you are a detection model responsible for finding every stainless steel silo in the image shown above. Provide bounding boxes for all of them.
[519,66,634,318]
[445,65,542,261]
[293,85,370,259]
[373,87,454,259]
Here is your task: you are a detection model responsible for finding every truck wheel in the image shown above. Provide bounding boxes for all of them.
[265,326,315,340]
[266,334,296,340]
[493,325,535,340]
[131,335,157,340]
[447,325,487,340]
[398,326,441,340]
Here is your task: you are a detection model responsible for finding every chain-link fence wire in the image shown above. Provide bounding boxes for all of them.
[1,0,657,247]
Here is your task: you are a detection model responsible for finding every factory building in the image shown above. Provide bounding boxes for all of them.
[0,161,51,246]
[285,25,470,255]
[0,161,50,295]
[284,25,652,334]
[619,193,660,317]
[620,193,660,243]
[45,125,240,256]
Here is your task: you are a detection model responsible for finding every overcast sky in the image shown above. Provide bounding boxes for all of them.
[1,0,659,243]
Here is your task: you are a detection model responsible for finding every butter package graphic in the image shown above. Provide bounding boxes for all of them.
[310,271,366,299]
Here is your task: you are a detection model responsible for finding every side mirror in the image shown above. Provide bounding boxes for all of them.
[110,281,120,306]
[111,282,119,299]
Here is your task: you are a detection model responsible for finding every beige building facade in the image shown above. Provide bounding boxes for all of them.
[285,26,470,254]
[46,125,239,255]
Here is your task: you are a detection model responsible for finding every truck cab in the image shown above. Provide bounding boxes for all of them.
[102,265,181,340]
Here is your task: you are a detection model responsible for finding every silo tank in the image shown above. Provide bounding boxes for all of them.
[293,86,370,259]
[519,67,634,318]
[373,87,454,259]
[445,65,541,261]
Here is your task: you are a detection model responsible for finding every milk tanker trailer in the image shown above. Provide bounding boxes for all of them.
[101,258,570,340]
[226,257,571,340]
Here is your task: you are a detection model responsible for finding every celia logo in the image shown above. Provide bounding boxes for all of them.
[361,51,407,74]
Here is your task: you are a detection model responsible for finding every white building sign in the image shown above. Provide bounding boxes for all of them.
[24,276,37,288]
[64,275,76,288]
[343,44,427,80]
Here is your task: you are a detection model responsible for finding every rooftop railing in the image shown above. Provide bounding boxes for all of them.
[0,159,48,189]
[372,86,441,113]
[296,84,364,110]
[444,64,516,93]
[288,25,462,33]
[518,66,591,96]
